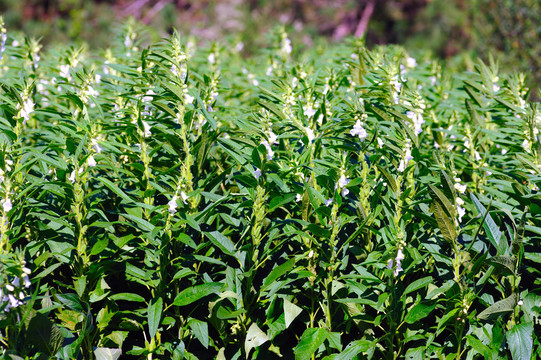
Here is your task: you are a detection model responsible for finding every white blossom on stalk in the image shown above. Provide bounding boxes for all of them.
[406,110,425,135]
[91,138,102,153]
[406,57,417,68]
[180,191,188,204]
[2,198,12,212]
[254,168,262,179]
[304,106,316,119]
[324,198,333,206]
[208,53,215,64]
[168,195,178,214]
[350,120,367,140]
[281,37,292,55]
[456,197,466,223]
[267,130,278,145]
[377,137,384,148]
[59,64,70,80]
[305,127,315,143]
[397,141,413,172]
[454,178,466,194]
[87,155,96,167]
[17,98,34,123]
[68,170,76,183]
[0,32,6,60]
[185,93,194,104]
[337,174,350,197]
[296,194,302,202]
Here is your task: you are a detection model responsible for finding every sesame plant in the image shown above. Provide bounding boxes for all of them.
[0,17,540,360]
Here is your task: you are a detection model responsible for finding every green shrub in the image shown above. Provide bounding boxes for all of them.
[0,20,540,359]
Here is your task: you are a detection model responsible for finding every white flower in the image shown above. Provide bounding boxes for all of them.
[236,42,244,52]
[341,188,349,197]
[457,203,466,223]
[267,130,278,144]
[184,93,194,105]
[208,53,215,64]
[261,140,274,160]
[406,110,425,135]
[493,83,500,92]
[87,86,99,98]
[22,274,31,288]
[324,198,333,206]
[124,35,133,48]
[180,191,188,204]
[254,168,262,179]
[394,262,403,276]
[91,138,102,153]
[406,57,417,68]
[142,121,151,138]
[296,194,302,202]
[18,98,34,123]
[143,90,155,103]
[350,120,367,140]
[501,149,508,155]
[282,37,292,55]
[338,175,350,189]
[397,145,413,173]
[304,106,316,118]
[429,76,437,86]
[454,178,467,194]
[168,195,178,214]
[59,64,70,79]
[3,198,12,212]
[305,127,315,143]
[396,248,405,261]
[68,170,76,183]
[185,93,194,104]
[377,137,384,148]
[87,155,96,167]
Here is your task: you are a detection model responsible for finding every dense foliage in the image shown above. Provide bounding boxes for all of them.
[0,19,540,359]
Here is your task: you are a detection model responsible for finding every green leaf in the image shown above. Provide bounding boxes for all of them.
[403,276,433,297]
[188,318,209,349]
[262,257,296,291]
[334,340,371,360]
[148,297,163,339]
[439,170,457,200]
[26,312,64,356]
[294,327,328,360]
[376,164,397,193]
[56,293,85,313]
[284,298,303,328]
[205,230,236,256]
[478,293,517,320]
[173,282,223,306]
[487,255,516,275]
[431,201,456,243]
[507,322,533,360]
[404,301,438,324]
[470,194,504,253]
[97,177,134,203]
[94,348,122,360]
[245,323,269,359]
[428,184,455,217]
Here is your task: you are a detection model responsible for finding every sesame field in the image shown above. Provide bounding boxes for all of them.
[0,20,540,359]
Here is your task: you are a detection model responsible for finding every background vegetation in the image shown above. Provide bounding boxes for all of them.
[0,0,540,97]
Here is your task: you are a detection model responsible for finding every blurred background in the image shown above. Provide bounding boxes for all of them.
[1,0,540,93]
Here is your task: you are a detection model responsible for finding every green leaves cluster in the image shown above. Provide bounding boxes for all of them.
[0,24,540,359]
